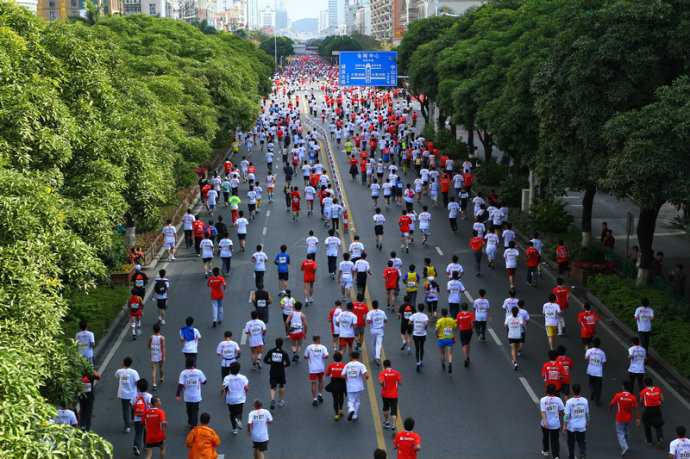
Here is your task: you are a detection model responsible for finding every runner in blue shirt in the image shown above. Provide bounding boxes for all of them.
[274,244,291,297]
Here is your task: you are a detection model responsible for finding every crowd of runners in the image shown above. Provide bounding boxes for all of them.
[60,56,690,459]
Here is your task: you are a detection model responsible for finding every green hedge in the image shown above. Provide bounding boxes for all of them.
[588,274,690,378]
[61,286,131,343]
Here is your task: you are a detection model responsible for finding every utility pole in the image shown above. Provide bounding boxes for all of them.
[273,0,278,68]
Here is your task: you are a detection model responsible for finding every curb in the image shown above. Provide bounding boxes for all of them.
[512,226,690,401]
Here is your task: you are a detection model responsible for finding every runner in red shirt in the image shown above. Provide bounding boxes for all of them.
[469,231,484,277]
[462,171,474,190]
[290,186,301,220]
[192,218,205,256]
[541,350,565,393]
[556,345,573,400]
[577,302,599,349]
[222,159,233,175]
[384,261,400,311]
[325,351,346,420]
[300,256,317,304]
[394,417,421,459]
[128,292,144,340]
[352,296,369,350]
[378,360,402,433]
[553,277,571,334]
[639,378,664,446]
[398,210,412,252]
[525,242,540,287]
[609,381,640,456]
[455,303,475,367]
[556,240,569,276]
[207,267,226,327]
[144,397,167,457]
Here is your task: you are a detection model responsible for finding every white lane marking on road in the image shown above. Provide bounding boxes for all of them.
[262,226,267,235]
[240,331,247,345]
[435,246,443,256]
[519,376,540,404]
[98,319,132,375]
[266,210,270,217]
[488,328,502,346]
[463,290,474,302]
[248,290,254,303]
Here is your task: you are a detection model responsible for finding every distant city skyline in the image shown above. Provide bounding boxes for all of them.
[259,0,325,22]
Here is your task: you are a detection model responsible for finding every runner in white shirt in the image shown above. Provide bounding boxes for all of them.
[53,407,78,426]
[161,221,177,261]
[305,231,319,256]
[409,304,429,371]
[365,300,387,365]
[669,428,690,459]
[418,206,432,245]
[336,304,358,356]
[304,185,316,215]
[181,211,195,249]
[338,254,355,300]
[563,384,589,459]
[473,290,490,342]
[485,228,500,268]
[235,211,249,252]
[75,322,95,365]
[585,338,606,406]
[373,208,386,249]
[324,230,341,278]
[252,247,268,288]
[199,234,214,278]
[505,307,524,370]
[115,358,140,432]
[248,399,274,454]
[503,240,519,288]
[540,386,565,457]
[304,335,330,405]
[543,294,561,350]
[245,311,267,368]
[217,331,241,380]
[176,359,207,427]
[342,351,368,421]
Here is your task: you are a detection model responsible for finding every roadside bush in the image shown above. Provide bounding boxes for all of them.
[498,174,529,208]
[527,196,574,234]
[588,274,690,377]
[572,242,607,264]
[475,160,509,187]
[61,285,130,343]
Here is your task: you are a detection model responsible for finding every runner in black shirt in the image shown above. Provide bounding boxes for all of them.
[263,338,291,410]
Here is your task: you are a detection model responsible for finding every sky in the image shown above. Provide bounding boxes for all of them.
[260,0,327,22]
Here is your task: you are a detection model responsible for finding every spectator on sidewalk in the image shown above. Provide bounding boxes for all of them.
[667,264,685,297]
[603,230,615,250]
[650,251,664,282]
[600,222,609,243]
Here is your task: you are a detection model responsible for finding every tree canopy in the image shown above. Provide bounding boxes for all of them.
[0,2,272,456]
[259,36,295,63]
[317,35,363,63]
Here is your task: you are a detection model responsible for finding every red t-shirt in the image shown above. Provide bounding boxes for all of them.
[611,392,638,423]
[553,286,570,309]
[640,386,662,407]
[526,247,540,267]
[541,361,564,390]
[291,191,301,203]
[192,220,205,237]
[379,368,402,399]
[578,311,599,338]
[144,408,166,444]
[223,161,233,174]
[470,237,484,251]
[301,259,316,282]
[201,184,211,199]
[556,246,569,263]
[394,430,421,459]
[325,362,346,379]
[207,276,226,300]
[398,215,412,233]
[353,302,369,327]
[455,311,475,331]
[463,173,474,186]
[440,178,451,192]
[556,355,573,384]
[384,268,400,290]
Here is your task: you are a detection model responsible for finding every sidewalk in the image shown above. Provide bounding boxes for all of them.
[563,191,690,298]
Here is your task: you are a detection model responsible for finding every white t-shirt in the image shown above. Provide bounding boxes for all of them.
[409,312,428,336]
[178,368,207,402]
[505,315,524,339]
[343,361,368,392]
[349,242,364,258]
[502,297,519,317]
[634,306,654,332]
[336,311,357,338]
[355,259,370,273]
[669,438,690,459]
[304,343,329,374]
[628,345,647,374]
[503,248,519,268]
[244,319,266,347]
[473,298,490,321]
[418,212,431,229]
[222,373,249,404]
[162,225,176,243]
[486,233,500,250]
[472,222,485,238]
[115,368,140,399]
[306,236,319,254]
[446,263,463,278]
[564,396,589,432]
[217,340,241,366]
[253,251,268,271]
[200,239,214,259]
[130,391,153,422]
[447,280,465,304]
[542,302,561,327]
[181,213,195,231]
[248,408,273,442]
[540,395,564,429]
[339,261,355,280]
[373,214,386,226]
[325,237,341,256]
[366,309,387,330]
[54,408,78,426]
[218,238,233,258]
[236,218,248,234]
[502,229,515,247]
[585,348,607,377]
[181,328,201,353]
[75,330,95,359]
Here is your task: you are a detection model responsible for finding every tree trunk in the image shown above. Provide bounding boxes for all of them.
[467,125,474,158]
[476,129,493,162]
[580,185,596,246]
[125,212,136,248]
[450,123,457,139]
[420,98,430,124]
[636,205,661,286]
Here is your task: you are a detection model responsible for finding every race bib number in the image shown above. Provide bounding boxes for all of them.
[374,316,384,326]
[407,281,416,288]
[545,404,557,414]
[151,345,161,353]
[279,257,287,264]
[135,279,144,287]
[186,377,197,386]
[347,368,359,379]
[257,300,267,307]
[443,328,452,336]
[639,313,650,322]
[222,347,235,359]
[272,352,283,363]
[403,312,412,319]
[590,356,601,365]
[251,325,262,336]
[572,406,585,418]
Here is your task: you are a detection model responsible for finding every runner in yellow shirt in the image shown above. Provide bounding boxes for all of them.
[435,308,456,373]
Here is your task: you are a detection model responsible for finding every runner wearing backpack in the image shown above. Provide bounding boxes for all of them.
[153,270,169,325]
[130,378,153,456]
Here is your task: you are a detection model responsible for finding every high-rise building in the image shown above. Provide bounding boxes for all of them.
[246,0,259,29]
[36,0,123,21]
[354,2,371,35]
[260,5,275,29]
[275,0,287,30]
[327,0,344,34]
[318,9,329,34]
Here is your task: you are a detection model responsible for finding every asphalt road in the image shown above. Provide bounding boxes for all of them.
[90,86,690,459]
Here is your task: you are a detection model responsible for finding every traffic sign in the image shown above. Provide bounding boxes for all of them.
[339,51,398,87]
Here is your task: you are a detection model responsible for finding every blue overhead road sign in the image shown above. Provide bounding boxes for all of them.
[339,51,398,87]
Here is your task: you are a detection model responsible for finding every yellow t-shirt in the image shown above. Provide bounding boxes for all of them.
[424,265,437,287]
[436,317,456,339]
[405,272,418,292]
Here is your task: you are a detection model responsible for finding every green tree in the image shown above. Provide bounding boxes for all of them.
[396,15,457,74]
[603,77,690,284]
[317,35,362,63]
[259,36,294,64]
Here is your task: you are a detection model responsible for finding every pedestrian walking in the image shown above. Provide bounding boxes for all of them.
[180,316,201,367]
[563,383,589,459]
[585,337,606,406]
[379,360,402,436]
[540,383,564,459]
[634,297,655,350]
[207,267,226,328]
[131,378,153,457]
[366,300,387,365]
[216,330,240,380]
